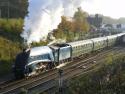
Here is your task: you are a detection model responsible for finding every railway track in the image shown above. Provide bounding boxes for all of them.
[0,46,125,94]
[39,46,125,94]
[29,46,125,94]
[0,46,116,87]
[0,48,118,88]
[0,46,115,88]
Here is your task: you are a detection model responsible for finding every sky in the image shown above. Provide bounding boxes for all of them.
[81,0,125,19]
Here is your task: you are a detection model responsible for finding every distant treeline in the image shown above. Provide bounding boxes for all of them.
[103,16,125,24]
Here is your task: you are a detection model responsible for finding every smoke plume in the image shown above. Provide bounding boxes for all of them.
[21,0,84,44]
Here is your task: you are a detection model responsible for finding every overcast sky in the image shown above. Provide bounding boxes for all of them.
[81,0,125,19]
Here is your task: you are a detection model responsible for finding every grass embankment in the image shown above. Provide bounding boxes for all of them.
[0,19,23,76]
[67,55,125,94]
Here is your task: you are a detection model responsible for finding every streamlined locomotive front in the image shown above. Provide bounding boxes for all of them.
[13,46,54,78]
[13,49,30,78]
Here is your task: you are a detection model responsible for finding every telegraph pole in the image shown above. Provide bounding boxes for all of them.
[58,69,63,94]
[0,8,1,18]
[7,2,9,19]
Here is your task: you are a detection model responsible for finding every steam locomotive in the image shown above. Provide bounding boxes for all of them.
[13,33,125,78]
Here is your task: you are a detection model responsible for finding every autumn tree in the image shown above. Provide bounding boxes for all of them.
[53,8,90,41]
[53,16,75,41]
[73,7,90,33]
[58,16,74,32]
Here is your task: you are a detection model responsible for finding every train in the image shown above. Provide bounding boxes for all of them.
[13,32,125,78]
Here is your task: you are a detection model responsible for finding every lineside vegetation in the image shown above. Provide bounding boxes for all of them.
[66,55,125,94]
[0,18,23,75]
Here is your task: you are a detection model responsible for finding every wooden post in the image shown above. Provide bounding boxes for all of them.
[0,8,1,18]
[7,2,9,19]
[58,69,63,94]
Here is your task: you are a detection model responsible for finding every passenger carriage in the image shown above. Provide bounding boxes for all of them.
[91,37,108,51]
[116,33,125,45]
[107,35,118,47]
[67,40,93,58]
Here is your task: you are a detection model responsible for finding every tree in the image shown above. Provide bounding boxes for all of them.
[53,16,74,41]
[73,7,90,33]
[53,8,90,41]
[87,14,103,28]
[94,14,103,28]
[58,16,74,32]
[0,0,28,18]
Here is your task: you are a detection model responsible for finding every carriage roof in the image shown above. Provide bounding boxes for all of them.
[67,39,93,47]
[90,36,107,42]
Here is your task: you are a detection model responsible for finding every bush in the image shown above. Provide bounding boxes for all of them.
[67,55,125,94]
[0,37,21,75]
[0,18,23,75]
[0,18,23,33]
[19,88,28,94]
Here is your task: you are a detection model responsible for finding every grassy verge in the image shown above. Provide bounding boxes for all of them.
[0,19,22,76]
[0,37,21,76]
[66,55,125,94]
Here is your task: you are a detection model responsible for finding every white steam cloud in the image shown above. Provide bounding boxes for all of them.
[21,0,84,44]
